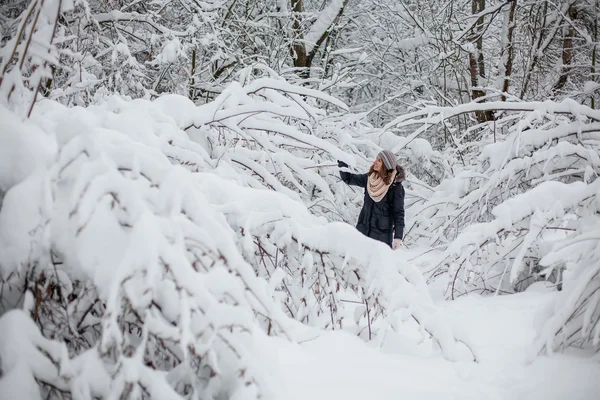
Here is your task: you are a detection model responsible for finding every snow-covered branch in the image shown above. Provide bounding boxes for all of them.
[0,66,477,397]
[389,94,600,355]
[92,11,187,36]
[0,0,67,117]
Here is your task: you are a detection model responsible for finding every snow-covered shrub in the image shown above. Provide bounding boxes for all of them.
[1,61,471,400]
[532,191,600,355]
[23,0,226,105]
[0,0,68,117]
[385,100,599,295]
[179,64,349,202]
[381,98,600,354]
[0,95,297,398]
[138,71,471,358]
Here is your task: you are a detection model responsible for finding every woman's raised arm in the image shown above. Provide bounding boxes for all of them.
[338,160,368,188]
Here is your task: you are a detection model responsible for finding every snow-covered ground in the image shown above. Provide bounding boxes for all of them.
[262,291,600,400]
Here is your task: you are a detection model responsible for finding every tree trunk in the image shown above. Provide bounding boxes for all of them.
[189,49,196,100]
[500,0,518,101]
[520,1,548,99]
[291,0,309,79]
[593,0,598,108]
[553,6,576,95]
[290,0,349,81]
[469,0,493,122]
[41,66,55,98]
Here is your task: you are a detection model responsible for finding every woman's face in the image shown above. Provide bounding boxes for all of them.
[373,156,383,172]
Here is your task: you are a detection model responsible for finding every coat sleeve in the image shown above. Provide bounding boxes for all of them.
[338,160,368,188]
[392,183,405,239]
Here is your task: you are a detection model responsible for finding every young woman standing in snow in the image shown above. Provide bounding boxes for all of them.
[338,150,406,249]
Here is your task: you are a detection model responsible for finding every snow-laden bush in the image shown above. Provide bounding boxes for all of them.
[399,101,599,294]
[0,91,471,398]
[42,0,225,103]
[533,195,600,355]
[386,99,600,354]
[0,0,68,117]
[0,97,297,399]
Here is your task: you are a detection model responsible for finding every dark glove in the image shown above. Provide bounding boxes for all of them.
[337,160,348,168]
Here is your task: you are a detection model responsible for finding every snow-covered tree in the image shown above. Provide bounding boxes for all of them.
[381,97,600,354]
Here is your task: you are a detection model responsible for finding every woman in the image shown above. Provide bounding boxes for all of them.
[338,150,406,249]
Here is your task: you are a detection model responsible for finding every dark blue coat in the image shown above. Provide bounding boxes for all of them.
[338,161,405,247]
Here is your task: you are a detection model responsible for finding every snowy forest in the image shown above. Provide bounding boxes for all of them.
[0,0,599,398]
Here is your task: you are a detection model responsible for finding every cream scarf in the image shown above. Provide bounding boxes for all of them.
[367,170,396,202]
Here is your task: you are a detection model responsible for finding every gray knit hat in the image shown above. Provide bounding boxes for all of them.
[378,149,397,170]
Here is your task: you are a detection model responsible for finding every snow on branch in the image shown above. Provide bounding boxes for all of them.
[383,98,600,152]
[304,0,348,56]
[0,0,69,117]
[155,73,352,207]
[144,78,469,360]
[92,11,188,36]
[198,175,474,361]
[393,97,600,355]
[0,102,291,398]
[533,224,600,355]
[0,70,476,398]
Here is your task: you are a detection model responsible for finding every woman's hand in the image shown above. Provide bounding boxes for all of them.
[392,238,403,250]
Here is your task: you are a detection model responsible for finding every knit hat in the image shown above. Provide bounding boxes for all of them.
[378,150,397,170]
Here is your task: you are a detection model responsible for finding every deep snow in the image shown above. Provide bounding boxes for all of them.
[261,291,600,400]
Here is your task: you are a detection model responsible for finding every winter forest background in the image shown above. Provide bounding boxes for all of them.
[1,0,600,398]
